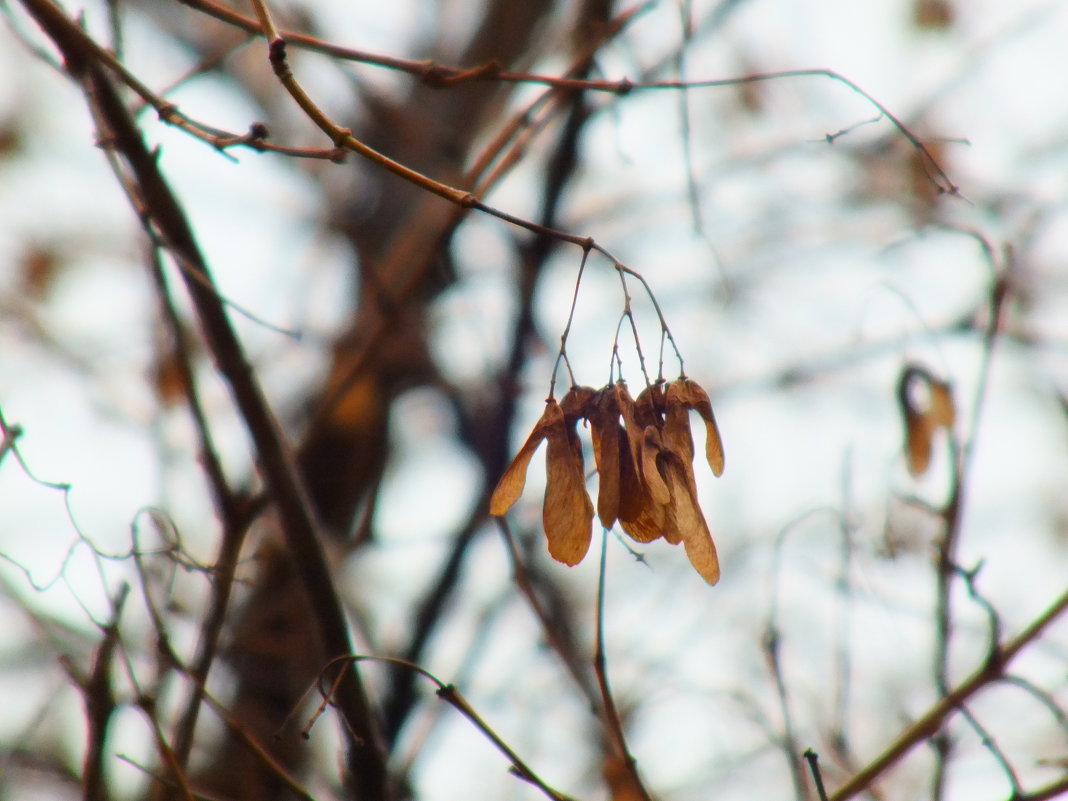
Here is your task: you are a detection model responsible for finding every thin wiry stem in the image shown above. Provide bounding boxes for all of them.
[829,586,1068,801]
[550,246,593,395]
[594,529,653,801]
[314,655,576,801]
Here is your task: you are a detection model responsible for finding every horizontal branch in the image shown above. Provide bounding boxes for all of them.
[181,0,956,196]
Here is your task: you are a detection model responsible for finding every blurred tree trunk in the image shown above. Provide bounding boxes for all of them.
[191,3,561,799]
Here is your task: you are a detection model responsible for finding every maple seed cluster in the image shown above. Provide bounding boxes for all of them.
[490,378,725,584]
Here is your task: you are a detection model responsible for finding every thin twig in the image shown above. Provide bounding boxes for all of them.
[14,6,390,797]
[594,529,653,801]
[828,586,1068,801]
[804,749,830,801]
[320,655,576,801]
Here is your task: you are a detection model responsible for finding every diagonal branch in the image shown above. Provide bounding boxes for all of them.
[829,586,1068,801]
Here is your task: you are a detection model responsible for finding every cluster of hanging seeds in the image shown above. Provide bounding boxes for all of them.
[490,379,724,583]
[489,245,727,584]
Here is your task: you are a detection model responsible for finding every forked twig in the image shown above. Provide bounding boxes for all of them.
[828,586,1068,801]
[14,6,390,798]
[311,655,576,801]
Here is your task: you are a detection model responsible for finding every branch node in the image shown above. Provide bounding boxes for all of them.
[156,101,178,122]
[420,62,450,87]
[268,36,287,64]
[332,128,353,148]
[248,121,270,141]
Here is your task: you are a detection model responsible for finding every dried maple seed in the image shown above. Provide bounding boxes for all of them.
[589,387,624,529]
[666,378,724,477]
[640,426,673,507]
[490,377,725,584]
[490,388,597,566]
[660,449,720,584]
[898,365,956,476]
[543,415,595,565]
[489,398,563,516]
[544,386,598,564]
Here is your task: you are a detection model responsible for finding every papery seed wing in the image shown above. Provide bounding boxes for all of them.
[614,384,670,542]
[660,494,683,545]
[928,379,956,429]
[560,384,598,422]
[614,420,663,542]
[660,406,703,547]
[634,383,666,429]
[616,383,644,469]
[662,453,720,584]
[489,399,562,516]
[670,379,724,477]
[904,409,933,476]
[543,423,594,566]
[664,401,696,465]
[640,426,672,507]
[897,366,946,477]
[589,391,622,529]
[615,424,654,533]
[617,467,666,543]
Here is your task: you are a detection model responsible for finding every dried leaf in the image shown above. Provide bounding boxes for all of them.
[154,350,188,407]
[898,366,954,477]
[543,421,594,565]
[904,408,933,476]
[489,399,561,516]
[928,379,956,429]
[914,0,953,29]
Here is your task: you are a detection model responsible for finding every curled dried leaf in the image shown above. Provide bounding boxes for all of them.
[898,366,955,477]
[928,379,956,429]
[904,409,933,476]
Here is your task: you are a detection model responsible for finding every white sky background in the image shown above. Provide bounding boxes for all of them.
[1,1,1068,800]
